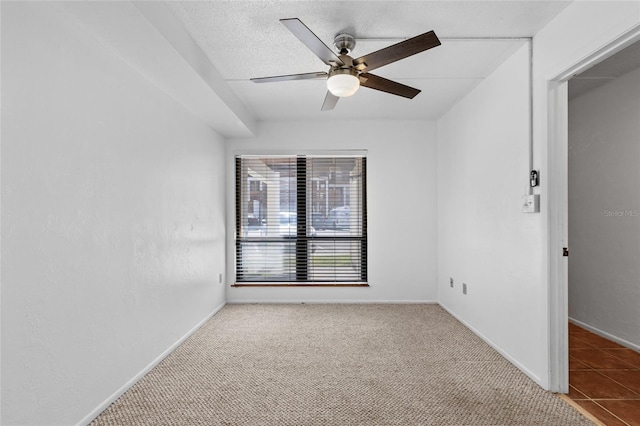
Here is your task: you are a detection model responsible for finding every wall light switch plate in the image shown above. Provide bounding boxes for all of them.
[522,194,540,213]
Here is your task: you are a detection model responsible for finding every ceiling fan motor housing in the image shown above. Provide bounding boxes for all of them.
[328,54,360,82]
[328,66,358,79]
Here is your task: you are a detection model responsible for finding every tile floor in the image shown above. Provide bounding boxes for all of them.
[568,322,640,426]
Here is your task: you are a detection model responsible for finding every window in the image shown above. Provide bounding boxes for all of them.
[235,155,367,285]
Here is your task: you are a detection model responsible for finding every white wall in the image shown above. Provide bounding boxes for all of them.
[226,120,437,303]
[568,66,640,348]
[436,2,640,391]
[1,3,226,425]
[436,44,546,382]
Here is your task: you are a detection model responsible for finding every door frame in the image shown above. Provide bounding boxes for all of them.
[547,25,640,393]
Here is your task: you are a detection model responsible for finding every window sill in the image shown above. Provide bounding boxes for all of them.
[231,283,369,287]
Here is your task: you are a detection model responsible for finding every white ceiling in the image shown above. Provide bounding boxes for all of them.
[167,1,571,122]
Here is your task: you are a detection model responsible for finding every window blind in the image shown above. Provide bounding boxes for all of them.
[235,155,367,284]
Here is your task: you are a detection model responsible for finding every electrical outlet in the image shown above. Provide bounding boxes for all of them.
[462,283,467,295]
[450,277,454,288]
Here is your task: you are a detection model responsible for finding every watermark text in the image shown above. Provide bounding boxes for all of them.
[604,209,639,217]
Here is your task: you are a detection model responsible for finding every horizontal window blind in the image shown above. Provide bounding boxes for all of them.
[235,155,367,284]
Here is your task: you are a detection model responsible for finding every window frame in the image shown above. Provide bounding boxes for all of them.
[233,153,368,286]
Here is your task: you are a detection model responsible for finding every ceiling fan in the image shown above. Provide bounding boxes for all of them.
[251,18,441,111]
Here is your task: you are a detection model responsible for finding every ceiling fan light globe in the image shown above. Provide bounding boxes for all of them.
[327,74,360,97]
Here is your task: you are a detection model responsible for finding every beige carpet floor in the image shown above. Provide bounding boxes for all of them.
[92,304,593,425]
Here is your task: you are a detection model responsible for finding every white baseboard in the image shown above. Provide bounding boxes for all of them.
[569,317,640,351]
[76,302,226,426]
[438,302,544,388]
[226,300,439,304]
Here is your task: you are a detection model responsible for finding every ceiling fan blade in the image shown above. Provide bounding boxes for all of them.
[359,73,421,99]
[251,72,328,83]
[280,18,344,66]
[321,91,339,111]
[353,31,440,72]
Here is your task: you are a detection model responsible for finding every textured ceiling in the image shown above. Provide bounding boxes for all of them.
[167,1,571,122]
[569,39,640,100]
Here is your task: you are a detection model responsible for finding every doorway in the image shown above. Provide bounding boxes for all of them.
[546,33,640,424]
[564,40,640,425]
[547,25,640,389]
